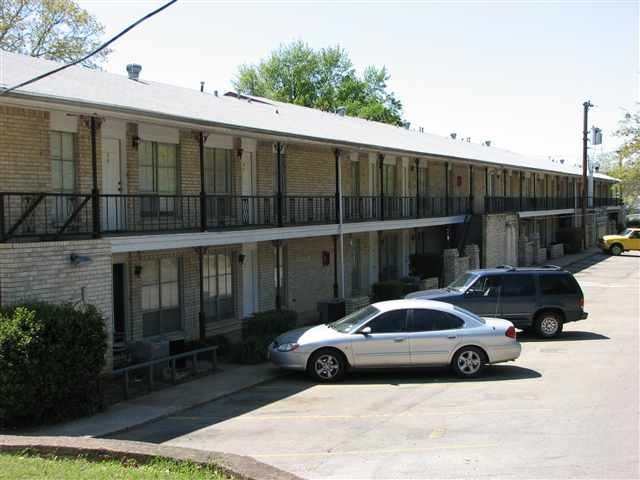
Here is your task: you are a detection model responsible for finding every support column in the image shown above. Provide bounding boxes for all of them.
[334,148,341,223]
[196,246,207,341]
[415,158,420,218]
[276,142,283,227]
[378,153,384,220]
[199,132,207,232]
[274,240,282,310]
[333,235,339,298]
[90,116,101,238]
[519,171,523,210]
[468,164,473,213]
[445,162,450,216]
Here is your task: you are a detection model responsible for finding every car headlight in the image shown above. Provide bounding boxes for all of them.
[276,342,299,352]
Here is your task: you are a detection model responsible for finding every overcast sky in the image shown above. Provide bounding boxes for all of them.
[77,0,638,162]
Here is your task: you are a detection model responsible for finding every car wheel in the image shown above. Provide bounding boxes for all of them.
[535,311,563,338]
[452,346,486,378]
[610,243,623,256]
[308,349,345,382]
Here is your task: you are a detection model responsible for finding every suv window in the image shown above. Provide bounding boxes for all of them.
[409,309,463,332]
[367,310,407,333]
[539,274,579,295]
[467,275,502,297]
[502,275,536,297]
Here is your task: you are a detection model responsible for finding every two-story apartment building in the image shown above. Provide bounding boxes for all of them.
[0,51,622,369]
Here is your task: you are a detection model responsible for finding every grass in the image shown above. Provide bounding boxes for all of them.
[0,452,234,480]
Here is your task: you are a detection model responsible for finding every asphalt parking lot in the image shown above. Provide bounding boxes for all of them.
[111,253,639,479]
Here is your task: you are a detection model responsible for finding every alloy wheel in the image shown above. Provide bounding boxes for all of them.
[456,350,482,375]
[540,316,559,336]
[314,354,340,380]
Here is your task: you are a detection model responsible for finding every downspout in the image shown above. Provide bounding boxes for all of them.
[90,116,101,238]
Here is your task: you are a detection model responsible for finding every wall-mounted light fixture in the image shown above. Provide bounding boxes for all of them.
[132,135,141,149]
[235,148,243,159]
[238,253,246,264]
[70,253,92,266]
[134,265,143,277]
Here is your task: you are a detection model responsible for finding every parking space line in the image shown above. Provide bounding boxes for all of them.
[167,408,551,422]
[251,442,498,459]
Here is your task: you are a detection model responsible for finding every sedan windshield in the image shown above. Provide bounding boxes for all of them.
[621,229,633,237]
[329,305,379,333]
[447,272,477,292]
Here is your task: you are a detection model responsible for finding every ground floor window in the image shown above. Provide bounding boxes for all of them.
[141,258,181,336]
[203,252,235,322]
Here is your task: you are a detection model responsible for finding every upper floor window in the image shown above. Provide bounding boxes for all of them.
[139,141,178,215]
[204,147,232,194]
[417,165,428,196]
[50,131,75,193]
[383,164,396,195]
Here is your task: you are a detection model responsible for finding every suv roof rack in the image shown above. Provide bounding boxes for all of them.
[540,265,563,270]
[495,265,516,271]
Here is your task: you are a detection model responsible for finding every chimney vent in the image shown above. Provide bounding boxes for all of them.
[466,137,471,143]
[126,63,142,81]
[484,140,491,147]
[450,133,457,140]
[336,106,347,116]
[200,81,205,92]
[214,90,219,97]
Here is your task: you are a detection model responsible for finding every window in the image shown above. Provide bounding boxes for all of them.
[350,161,360,196]
[204,147,232,194]
[468,275,502,297]
[274,244,287,306]
[50,131,75,192]
[383,164,396,195]
[367,310,406,333]
[141,258,181,336]
[417,165,428,196]
[540,274,579,295]
[139,141,178,214]
[502,275,536,297]
[409,309,464,332]
[203,252,234,322]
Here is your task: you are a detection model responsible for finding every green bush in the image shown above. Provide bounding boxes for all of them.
[409,253,442,279]
[626,215,640,228]
[557,227,583,255]
[0,303,107,429]
[371,280,419,303]
[236,310,297,364]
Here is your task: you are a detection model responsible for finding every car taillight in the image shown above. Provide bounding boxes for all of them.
[579,297,584,308]
[506,326,516,339]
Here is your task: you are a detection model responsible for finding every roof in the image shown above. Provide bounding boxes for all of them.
[371,299,458,312]
[467,266,569,275]
[0,50,617,182]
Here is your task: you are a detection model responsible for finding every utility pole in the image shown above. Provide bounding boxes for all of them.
[582,101,593,249]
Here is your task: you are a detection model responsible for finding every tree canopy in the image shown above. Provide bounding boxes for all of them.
[0,0,108,68]
[233,41,408,127]
[606,107,640,208]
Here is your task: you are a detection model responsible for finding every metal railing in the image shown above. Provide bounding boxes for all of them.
[112,345,218,400]
[342,196,470,222]
[484,196,622,213]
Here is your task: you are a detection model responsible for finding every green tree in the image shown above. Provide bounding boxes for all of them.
[233,41,408,127]
[0,0,109,68]
[608,107,640,208]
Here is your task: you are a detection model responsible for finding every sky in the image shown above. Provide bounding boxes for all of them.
[77,0,638,163]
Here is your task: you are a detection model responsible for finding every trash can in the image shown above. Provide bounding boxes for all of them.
[317,298,346,323]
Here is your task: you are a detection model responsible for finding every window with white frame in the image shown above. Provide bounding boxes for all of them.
[141,258,181,336]
[139,141,178,215]
[204,148,232,194]
[203,252,234,322]
[50,131,75,193]
[383,164,396,195]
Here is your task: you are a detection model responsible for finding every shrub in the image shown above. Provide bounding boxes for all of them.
[236,310,297,364]
[0,303,107,429]
[557,227,583,254]
[371,280,419,303]
[409,253,443,279]
[626,215,640,228]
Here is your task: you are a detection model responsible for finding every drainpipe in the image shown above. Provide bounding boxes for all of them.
[378,153,384,220]
[199,132,207,232]
[90,116,101,238]
[276,142,283,227]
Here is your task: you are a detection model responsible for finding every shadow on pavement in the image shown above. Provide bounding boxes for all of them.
[517,330,610,342]
[106,364,540,444]
[564,253,610,274]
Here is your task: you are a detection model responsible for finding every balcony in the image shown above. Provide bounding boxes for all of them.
[0,192,471,242]
[485,196,622,214]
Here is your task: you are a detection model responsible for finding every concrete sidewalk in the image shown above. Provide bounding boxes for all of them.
[533,247,602,269]
[29,362,283,438]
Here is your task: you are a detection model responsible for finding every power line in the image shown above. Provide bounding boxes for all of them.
[0,0,178,97]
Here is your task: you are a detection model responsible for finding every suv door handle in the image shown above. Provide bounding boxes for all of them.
[447,335,457,339]
[393,338,405,342]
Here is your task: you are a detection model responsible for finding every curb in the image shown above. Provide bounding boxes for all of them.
[0,435,301,480]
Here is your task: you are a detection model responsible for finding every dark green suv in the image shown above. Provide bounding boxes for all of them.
[406,266,587,338]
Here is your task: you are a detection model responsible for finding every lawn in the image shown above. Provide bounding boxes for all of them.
[0,452,234,480]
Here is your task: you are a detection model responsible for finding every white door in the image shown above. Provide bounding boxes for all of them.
[240,149,256,224]
[101,137,123,231]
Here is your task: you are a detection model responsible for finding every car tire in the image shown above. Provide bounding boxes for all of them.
[534,311,564,338]
[308,349,345,382]
[451,346,486,378]
[610,243,623,256]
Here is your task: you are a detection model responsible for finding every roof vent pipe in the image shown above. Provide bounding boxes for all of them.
[126,63,142,81]
[214,90,219,97]
[466,137,471,142]
[336,106,346,116]
[200,81,205,92]
[484,140,491,147]
[450,133,457,139]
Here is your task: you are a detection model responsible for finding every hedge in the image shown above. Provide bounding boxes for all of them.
[236,310,297,364]
[0,303,107,429]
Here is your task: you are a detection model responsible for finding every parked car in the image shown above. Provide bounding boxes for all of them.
[406,266,586,338]
[268,299,521,382]
[599,227,640,255]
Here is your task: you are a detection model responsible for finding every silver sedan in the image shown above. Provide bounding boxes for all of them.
[268,299,521,381]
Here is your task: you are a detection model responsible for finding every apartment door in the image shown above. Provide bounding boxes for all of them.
[351,238,362,295]
[241,149,256,224]
[101,138,124,231]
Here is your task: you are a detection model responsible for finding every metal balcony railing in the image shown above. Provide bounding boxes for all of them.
[484,196,622,214]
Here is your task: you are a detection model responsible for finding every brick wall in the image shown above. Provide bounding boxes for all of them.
[0,239,113,370]
[483,213,519,267]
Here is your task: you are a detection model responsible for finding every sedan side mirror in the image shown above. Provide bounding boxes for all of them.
[359,326,372,335]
